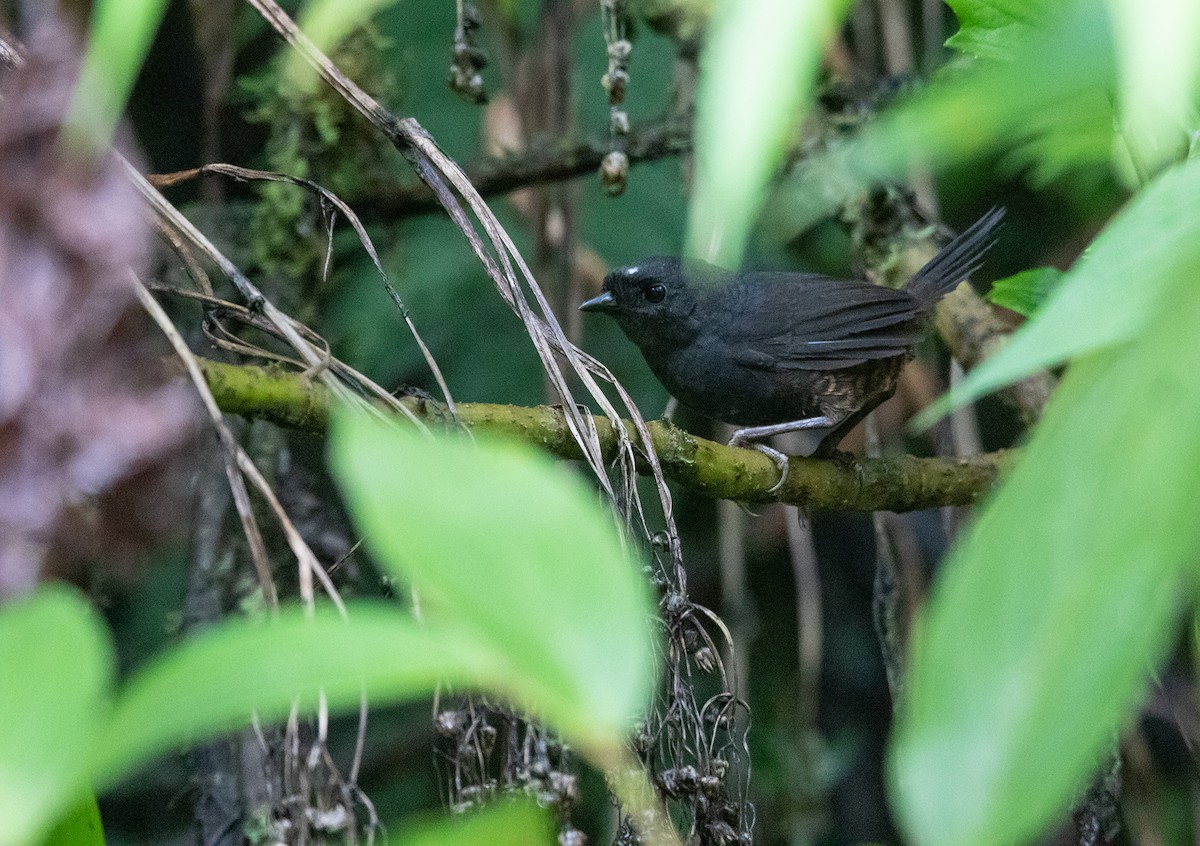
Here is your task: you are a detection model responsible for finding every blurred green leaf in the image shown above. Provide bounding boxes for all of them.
[0,587,112,846]
[42,792,104,846]
[687,0,853,267]
[985,267,1064,317]
[945,0,1054,61]
[771,1,1118,243]
[890,205,1200,846]
[286,0,400,90]
[916,156,1200,427]
[384,801,554,846]
[93,603,489,787]
[328,410,657,755]
[1104,0,1200,180]
[64,0,169,158]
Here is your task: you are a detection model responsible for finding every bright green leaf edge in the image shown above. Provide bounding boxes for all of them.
[0,586,112,846]
[914,155,1200,429]
[91,602,494,789]
[986,267,1064,317]
[890,273,1200,845]
[327,408,658,755]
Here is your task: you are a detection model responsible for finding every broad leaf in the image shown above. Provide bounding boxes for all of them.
[890,259,1200,846]
[1104,0,1200,179]
[329,411,657,755]
[686,0,853,267]
[986,267,1063,317]
[945,0,1056,61]
[93,603,490,787]
[42,792,105,846]
[916,156,1200,427]
[0,587,112,846]
[65,0,169,155]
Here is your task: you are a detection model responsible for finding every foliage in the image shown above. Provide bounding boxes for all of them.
[14,0,1200,843]
[985,267,1063,317]
[0,416,653,845]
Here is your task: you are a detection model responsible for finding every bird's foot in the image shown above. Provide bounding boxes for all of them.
[728,432,790,494]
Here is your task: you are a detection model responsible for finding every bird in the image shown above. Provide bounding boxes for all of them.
[579,208,1004,484]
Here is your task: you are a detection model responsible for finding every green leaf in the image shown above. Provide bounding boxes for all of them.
[1104,0,1200,180]
[889,242,1200,846]
[945,0,1054,61]
[384,801,554,846]
[42,792,105,846]
[0,587,113,846]
[285,0,401,90]
[93,603,490,787]
[769,2,1117,243]
[64,0,169,158]
[686,0,853,267]
[328,411,658,756]
[985,267,1064,317]
[915,156,1200,427]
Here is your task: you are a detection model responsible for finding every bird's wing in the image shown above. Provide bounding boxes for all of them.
[722,273,925,371]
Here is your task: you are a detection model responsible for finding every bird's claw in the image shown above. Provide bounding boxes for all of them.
[729,435,790,495]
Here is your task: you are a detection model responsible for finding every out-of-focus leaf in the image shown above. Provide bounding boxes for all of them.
[328,411,657,756]
[1104,0,1200,180]
[686,0,853,267]
[93,603,490,787]
[915,156,1200,427]
[42,792,105,846]
[890,210,1200,846]
[384,801,554,846]
[985,267,1063,317]
[64,0,169,156]
[0,587,113,846]
[770,2,1117,244]
[286,0,400,90]
[945,0,1054,61]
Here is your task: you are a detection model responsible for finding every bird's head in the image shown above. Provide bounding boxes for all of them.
[580,257,721,348]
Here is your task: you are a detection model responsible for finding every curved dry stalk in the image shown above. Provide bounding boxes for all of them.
[242,0,685,577]
[134,276,279,609]
[151,163,457,415]
[135,274,367,830]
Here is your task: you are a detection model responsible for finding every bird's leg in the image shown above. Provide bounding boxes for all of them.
[728,416,832,494]
[811,394,889,459]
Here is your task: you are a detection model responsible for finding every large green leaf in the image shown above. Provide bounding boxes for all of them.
[328,411,657,756]
[0,587,113,846]
[92,603,490,787]
[1104,0,1200,178]
[916,156,1200,427]
[889,247,1200,846]
[945,0,1055,61]
[986,267,1063,317]
[769,1,1117,244]
[686,0,853,267]
[42,792,104,846]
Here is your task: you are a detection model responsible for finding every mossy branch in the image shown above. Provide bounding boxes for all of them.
[199,358,1015,512]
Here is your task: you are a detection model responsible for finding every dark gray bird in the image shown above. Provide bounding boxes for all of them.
[580,208,1003,477]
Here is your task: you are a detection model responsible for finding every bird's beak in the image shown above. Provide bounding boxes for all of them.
[579,290,616,312]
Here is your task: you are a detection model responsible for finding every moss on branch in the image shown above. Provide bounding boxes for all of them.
[197,357,1015,512]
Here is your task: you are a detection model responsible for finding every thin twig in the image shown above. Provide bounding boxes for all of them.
[133,276,279,609]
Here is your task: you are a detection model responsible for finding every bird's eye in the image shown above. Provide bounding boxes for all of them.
[644,283,666,304]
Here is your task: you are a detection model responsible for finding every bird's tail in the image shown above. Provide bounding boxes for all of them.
[904,206,1005,309]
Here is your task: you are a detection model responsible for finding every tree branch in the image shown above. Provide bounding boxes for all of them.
[360,112,693,219]
[199,357,1015,512]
